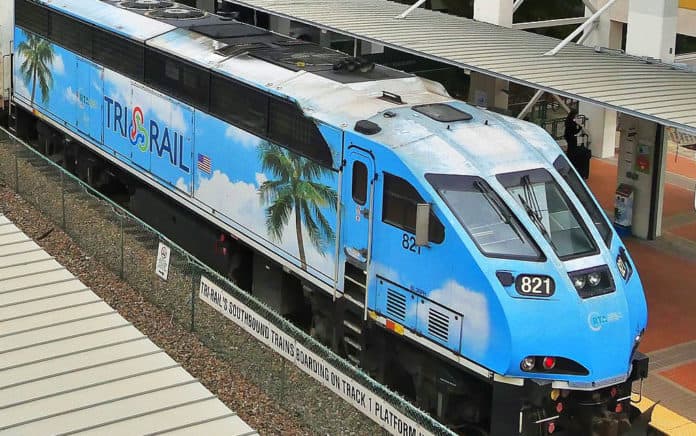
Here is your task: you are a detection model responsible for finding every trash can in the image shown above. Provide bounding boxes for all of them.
[614,184,634,236]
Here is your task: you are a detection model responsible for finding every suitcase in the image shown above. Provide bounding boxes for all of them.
[569,134,591,180]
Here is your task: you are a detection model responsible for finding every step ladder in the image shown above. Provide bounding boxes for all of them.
[8,101,17,134]
[342,261,367,365]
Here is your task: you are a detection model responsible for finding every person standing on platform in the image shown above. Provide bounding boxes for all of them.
[564,109,583,156]
[564,109,591,179]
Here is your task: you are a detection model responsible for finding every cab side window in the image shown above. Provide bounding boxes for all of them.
[382,173,444,243]
[352,161,368,205]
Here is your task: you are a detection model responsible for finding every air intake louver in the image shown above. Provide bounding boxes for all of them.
[147,7,206,19]
[386,289,406,322]
[428,308,449,342]
[118,0,174,10]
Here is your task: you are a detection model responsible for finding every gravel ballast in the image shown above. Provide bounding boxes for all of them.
[0,183,311,435]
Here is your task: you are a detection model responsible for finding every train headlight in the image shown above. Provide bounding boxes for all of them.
[572,275,586,290]
[568,266,615,298]
[587,272,602,287]
[520,357,536,372]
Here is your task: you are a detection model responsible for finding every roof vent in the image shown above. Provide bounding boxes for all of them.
[380,91,403,105]
[332,57,375,73]
[147,6,206,19]
[412,103,472,122]
[355,120,381,135]
[118,0,174,10]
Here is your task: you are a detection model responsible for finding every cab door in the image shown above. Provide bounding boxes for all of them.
[340,145,377,316]
[342,147,375,268]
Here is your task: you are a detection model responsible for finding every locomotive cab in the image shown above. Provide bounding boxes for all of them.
[348,101,649,434]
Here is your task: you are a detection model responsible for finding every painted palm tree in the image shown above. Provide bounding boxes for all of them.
[258,143,337,270]
[17,32,55,106]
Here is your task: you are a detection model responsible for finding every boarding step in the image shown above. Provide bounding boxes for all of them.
[8,102,17,133]
[346,354,360,365]
[343,335,363,360]
[343,319,362,335]
[342,293,365,310]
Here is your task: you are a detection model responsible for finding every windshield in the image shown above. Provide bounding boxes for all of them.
[426,174,543,261]
[553,155,613,247]
[497,169,597,260]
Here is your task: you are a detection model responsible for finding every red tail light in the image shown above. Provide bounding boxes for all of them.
[543,356,556,370]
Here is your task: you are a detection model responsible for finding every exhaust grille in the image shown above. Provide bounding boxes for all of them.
[428,308,449,342]
[386,289,406,322]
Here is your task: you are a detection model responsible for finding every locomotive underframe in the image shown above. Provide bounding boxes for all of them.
[9,106,651,435]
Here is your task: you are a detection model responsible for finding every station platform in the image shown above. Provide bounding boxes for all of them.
[586,157,696,434]
[0,214,257,435]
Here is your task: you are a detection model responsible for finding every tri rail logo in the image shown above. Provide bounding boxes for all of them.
[103,96,190,174]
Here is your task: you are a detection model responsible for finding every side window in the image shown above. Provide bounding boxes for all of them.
[382,173,444,243]
[210,73,268,138]
[268,97,333,167]
[15,0,49,37]
[144,49,210,110]
[553,156,612,246]
[352,161,368,205]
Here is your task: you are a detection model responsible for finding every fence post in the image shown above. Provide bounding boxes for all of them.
[119,214,124,279]
[190,268,196,332]
[280,358,287,402]
[61,171,66,228]
[14,151,18,191]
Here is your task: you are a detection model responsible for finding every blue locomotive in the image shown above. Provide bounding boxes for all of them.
[11,0,650,433]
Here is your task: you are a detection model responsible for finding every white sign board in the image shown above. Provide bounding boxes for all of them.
[155,242,171,280]
[474,89,488,108]
[198,276,433,436]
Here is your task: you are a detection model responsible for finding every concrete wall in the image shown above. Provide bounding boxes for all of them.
[597,0,696,38]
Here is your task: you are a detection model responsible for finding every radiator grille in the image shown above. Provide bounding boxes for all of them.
[428,308,449,342]
[386,289,406,321]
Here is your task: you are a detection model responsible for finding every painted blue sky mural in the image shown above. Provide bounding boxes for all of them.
[14,27,338,281]
[192,111,338,279]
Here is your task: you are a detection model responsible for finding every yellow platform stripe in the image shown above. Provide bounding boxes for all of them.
[681,0,696,11]
[636,396,696,435]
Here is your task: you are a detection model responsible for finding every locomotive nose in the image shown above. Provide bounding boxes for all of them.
[572,289,638,384]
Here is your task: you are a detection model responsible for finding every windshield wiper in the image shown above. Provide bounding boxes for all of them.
[474,180,526,243]
[517,192,558,251]
[520,175,543,221]
[517,175,558,248]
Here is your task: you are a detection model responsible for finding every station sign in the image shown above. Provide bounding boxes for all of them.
[155,242,171,280]
[199,276,434,436]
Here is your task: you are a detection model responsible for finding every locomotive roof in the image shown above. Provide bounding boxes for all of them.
[37,0,562,175]
[42,0,175,41]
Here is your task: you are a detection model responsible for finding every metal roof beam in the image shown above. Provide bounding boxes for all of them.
[512,0,526,13]
[517,90,545,119]
[395,0,427,19]
[582,0,598,14]
[545,0,618,56]
[513,17,588,30]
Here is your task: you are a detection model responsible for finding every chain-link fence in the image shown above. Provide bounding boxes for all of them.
[0,127,456,436]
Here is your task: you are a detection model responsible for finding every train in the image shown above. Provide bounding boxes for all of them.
[9,0,651,434]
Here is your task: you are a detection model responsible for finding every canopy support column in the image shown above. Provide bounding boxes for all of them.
[545,0,618,56]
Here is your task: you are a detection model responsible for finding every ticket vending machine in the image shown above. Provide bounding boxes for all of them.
[614,184,634,235]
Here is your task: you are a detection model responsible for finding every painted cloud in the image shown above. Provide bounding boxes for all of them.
[195,170,336,279]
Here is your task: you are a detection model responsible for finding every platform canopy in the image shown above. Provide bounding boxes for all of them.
[229,0,696,134]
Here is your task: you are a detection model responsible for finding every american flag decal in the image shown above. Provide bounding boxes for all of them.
[197,153,211,174]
